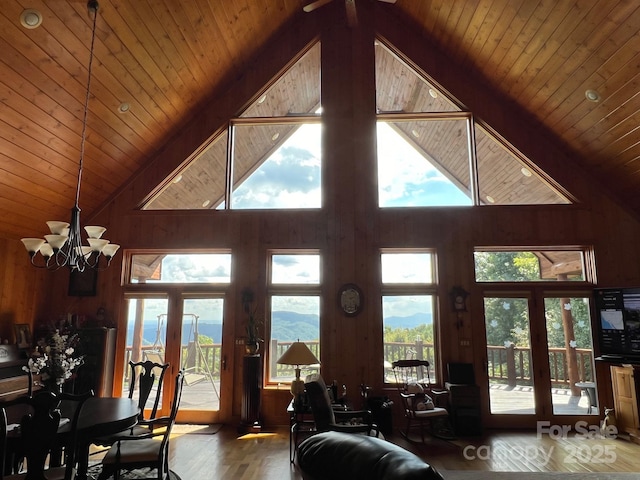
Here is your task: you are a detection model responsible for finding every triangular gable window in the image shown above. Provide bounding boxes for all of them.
[375,40,571,207]
[143,43,321,210]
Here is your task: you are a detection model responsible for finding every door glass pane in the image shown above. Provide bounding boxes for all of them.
[544,296,598,415]
[180,298,223,412]
[122,297,169,411]
[484,296,535,414]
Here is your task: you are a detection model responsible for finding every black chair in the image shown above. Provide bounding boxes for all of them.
[93,360,169,448]
[1,390,90,480]
[97,370,185,480]
[53,390,95,474]
[304,374,379,437]
[392,359,454,442]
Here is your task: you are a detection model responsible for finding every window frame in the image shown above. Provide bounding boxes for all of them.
[380,249,441,384]
[266,249,322,386]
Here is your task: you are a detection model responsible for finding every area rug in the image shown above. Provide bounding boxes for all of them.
[86,464,181,480]
[440,471,640,480]
[172,423,223,434]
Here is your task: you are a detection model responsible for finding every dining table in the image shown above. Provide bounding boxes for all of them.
[58,396,139,480]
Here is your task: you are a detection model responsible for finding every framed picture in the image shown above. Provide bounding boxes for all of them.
[68,268,98,297]
[14,324,31,349]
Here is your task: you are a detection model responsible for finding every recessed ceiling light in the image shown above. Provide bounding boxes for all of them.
[585,89,600,102]
[411,129,420,138]
[173,174,183,184]
[118,102,130,113]
[20,9,42,29]
[521,167,532,177]
[272,132,280,141]
[202,200,210,208]
[428,88,438,99]
[258,95,267,104]
[486,195,495,204]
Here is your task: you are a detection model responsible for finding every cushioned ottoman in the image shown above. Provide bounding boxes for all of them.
[297,431,445,480]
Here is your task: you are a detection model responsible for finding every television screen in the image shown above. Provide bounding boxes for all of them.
[594,288,640,359]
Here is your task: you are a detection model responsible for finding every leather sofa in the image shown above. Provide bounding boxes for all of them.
[297,431,445,480]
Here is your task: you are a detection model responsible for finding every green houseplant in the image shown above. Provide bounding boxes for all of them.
[241,288,263,355]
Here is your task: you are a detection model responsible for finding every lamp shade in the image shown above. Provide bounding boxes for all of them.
[276,341,319,366]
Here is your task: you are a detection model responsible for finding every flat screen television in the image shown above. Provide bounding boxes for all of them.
[594,287,640,361]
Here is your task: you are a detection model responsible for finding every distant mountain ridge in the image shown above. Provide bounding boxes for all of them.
[128,310,432,345]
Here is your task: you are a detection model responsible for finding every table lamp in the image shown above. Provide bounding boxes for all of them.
[276,340,320,397]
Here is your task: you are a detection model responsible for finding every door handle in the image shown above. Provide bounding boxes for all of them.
[222,355,227,370]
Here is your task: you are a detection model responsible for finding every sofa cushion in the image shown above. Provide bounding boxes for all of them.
[297,431,445,480]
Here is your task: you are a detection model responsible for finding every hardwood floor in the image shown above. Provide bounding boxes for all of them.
[167,424,640,479]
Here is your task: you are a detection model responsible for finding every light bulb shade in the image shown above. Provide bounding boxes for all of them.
[88,238,109,252]
[39,243,53,258]
[276,341,319,366]
[85,225,106,239]
[21,238,45,253]
[102,243,120,258]
[44,234,68,250]
[46,221,70,235]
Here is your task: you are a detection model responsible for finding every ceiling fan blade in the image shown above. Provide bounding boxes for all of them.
[303,0,334,12]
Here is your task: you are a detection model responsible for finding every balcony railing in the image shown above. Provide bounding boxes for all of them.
[124,341,595,386]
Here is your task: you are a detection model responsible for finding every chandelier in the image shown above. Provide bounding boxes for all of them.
[20,0,119,272]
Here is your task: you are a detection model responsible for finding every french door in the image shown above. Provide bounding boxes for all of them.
[121,293,228,424]
[479,289,598,428]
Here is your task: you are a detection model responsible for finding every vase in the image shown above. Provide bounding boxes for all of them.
[245,341,260,355]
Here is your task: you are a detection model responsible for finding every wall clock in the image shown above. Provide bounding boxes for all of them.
[338,283,363,316]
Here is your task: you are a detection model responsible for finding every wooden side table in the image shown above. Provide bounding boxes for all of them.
[287,399,315,463]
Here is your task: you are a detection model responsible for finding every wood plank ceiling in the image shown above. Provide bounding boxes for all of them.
[1,0,639,241]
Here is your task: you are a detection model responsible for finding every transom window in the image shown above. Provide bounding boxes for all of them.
[127,253,232,284]
[473,249,588,283]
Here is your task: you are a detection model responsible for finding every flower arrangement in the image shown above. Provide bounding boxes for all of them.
[23,329,84,388]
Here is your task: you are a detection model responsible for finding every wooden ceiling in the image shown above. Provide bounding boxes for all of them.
[1,0,639,241]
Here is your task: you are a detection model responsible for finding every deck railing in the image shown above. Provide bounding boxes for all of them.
[486,345,595,387]
[124,342,594,386]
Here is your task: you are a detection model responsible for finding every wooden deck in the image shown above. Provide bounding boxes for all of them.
[488,383,598,416]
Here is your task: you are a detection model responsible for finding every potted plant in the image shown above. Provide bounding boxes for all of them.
[241,288,263,355]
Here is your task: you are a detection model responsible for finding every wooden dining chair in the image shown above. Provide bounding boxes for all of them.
[93,360,169,449]
[97,370,185,480]
[53,390,95,477]
[0,389,90,480]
